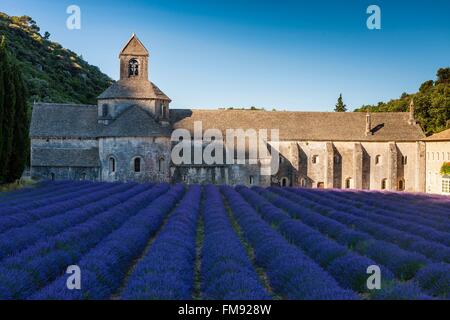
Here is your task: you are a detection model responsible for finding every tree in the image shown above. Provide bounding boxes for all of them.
[43,31,51,40]
[0,37,16,182]
[334,94,347,112]
[0,36,29,183]
[0,37,4,180]
[436,67,450,84]
[419,80,434,92]
[7,62,29,181]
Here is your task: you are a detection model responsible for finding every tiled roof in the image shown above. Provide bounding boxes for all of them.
[97,80,170,100]
[425,128,450,141]
[171,109,426,142]
[30,103,99,138]
[30,104,426,142]
[99,105,172,137]
[30,103,170,138]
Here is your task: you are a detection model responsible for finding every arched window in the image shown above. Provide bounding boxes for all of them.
[102,104,109,117]
[280,177,289,187]
[128,58,139,77]
[398,179,405,191]
[375,155,382,165]
[300,178,306,187]
[345,177,352,189]
[317,182,324,188]
[109,157,116,173]
[312,155,319,164]
[134,157,142,173]
[381,178,387,190]
[160,102,166,118]
[249,176,254,185]
[158,157,165,173]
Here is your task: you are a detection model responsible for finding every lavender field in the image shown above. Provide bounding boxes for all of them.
[0,181,449,300]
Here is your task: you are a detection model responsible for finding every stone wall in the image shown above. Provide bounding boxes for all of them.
[30,136,427,192]
[31,166,99,181]
[99,136,171,183]
[425,141,450,194]
[271,140,423,192]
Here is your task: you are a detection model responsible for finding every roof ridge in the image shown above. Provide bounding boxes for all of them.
[171,108,412,115]
[34,102,96,108]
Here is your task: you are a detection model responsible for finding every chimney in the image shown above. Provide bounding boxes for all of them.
[408,99,416,125]
[365,112,372,136]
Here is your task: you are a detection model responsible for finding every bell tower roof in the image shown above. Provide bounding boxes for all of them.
[119,34,149,57]
[98,34,171,102]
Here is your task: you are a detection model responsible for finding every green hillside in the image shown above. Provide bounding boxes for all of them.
[355,68,450,136]
[0,12,112,105]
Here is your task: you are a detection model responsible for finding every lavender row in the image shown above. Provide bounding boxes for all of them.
[220,185,357,300]
[262,187,431,279]
[337,189,450,221]
[244,187,430,298]
[0,183,148,261]
[32,184,186,300]
[121,185,201,299]
[0,184,169,299]
[266,188,449,298]
[0,182,128,233]
[201,185,270,300]
[0,181,106,214]
[259,189,444,299]
[271,187,450,264]
[288,189,450,241]
[331,188,450,226]
[0,181,118,218]
[0,181,84,205]
[298,188,450,232]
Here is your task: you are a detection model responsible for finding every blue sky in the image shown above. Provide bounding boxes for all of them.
[2,0,450,110]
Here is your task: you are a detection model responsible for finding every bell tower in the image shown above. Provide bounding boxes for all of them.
[97,34,171,125]
[119,33,149,81]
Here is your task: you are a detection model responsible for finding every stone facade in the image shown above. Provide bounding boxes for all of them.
[425,129,450,195]
[29,34,447,194]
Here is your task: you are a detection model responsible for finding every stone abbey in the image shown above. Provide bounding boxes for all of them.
[29,35,450,194]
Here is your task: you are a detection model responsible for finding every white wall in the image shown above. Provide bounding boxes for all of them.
[425,141,450,194]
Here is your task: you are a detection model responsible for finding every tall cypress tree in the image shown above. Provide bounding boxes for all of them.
[0,36,5,181]
[8,62,29,182]
[0,37,17,182]
[0,35,29,183]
